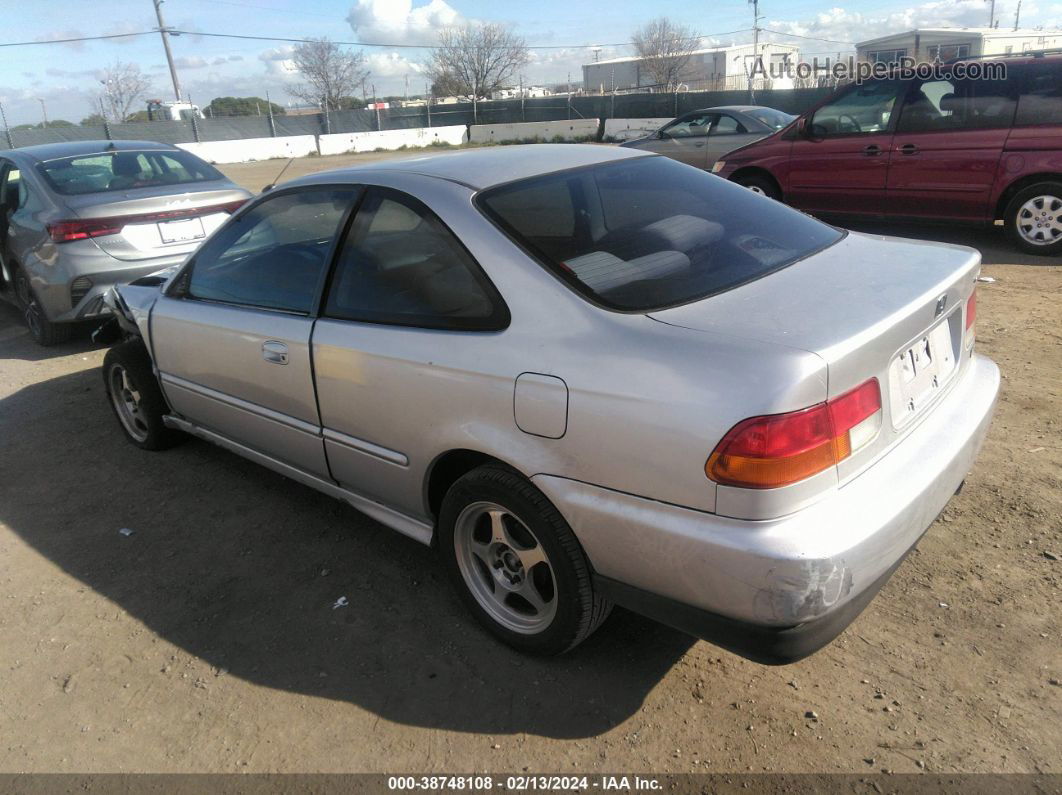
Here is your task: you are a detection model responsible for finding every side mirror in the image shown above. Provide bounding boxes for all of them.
[796,117,809,138]
[657,129,669,140]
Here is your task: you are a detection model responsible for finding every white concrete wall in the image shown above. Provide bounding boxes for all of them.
[603,118,672,141]
[177,135,318,164]
[318,125,467,156]
[469,119,601,144]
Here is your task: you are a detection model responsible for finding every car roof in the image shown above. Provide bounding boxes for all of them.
[690,105,790,114]
[291,144,654,191]
[8,140,178,163]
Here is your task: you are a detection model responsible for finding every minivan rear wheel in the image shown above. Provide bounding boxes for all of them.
[438,465,612,655]
[1004,182,1062,256]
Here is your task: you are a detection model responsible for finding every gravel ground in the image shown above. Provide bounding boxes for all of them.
[0,149,1058,774]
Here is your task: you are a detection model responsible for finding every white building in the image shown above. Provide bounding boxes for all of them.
[490,86,552,100]
[856,27,1062,63]
[582,43,801,93]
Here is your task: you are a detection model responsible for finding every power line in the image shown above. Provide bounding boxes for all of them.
[759,27,854,44]
[0,31,153,48]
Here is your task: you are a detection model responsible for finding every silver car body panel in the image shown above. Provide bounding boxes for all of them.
[107,145,998,649]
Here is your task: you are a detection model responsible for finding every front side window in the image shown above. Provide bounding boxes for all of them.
[478,156,843,312]
[36,149,223,196]
[1,166,25,210]
[810,79,904,136]
[1016,63,1062,125]
[662,113,712,138]
[897,76,1016,132]
[183,188,357,314]
[323,188,507,330]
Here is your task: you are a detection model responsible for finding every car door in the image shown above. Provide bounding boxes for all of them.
[886,74,1016,221]
[787,79,907,215]
[151,186,360,477]
[0,161,17,284]
[704,112,761,167]
[649,112,714,168]
[312,186,510,520]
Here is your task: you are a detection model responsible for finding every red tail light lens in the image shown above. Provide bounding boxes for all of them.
[47,200,247,244]
[706,378,882,489]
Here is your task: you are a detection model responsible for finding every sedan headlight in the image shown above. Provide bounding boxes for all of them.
[711,161,726,174]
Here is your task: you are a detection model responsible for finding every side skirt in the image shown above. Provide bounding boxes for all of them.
[163,414,435,546]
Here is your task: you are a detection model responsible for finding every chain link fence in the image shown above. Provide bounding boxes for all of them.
[0,87,834,151]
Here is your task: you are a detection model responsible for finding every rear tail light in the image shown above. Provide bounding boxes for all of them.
[965,288,977,347]
[70,276,93,306]
[706,378,882,489]
[47,199,248,244]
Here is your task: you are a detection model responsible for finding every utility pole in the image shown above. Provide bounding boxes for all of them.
[748,0,763,104]
[0,102,14,149]
[1014,0,1022,30]
[152,0,182,101]
[35,98,48,128]
[987,0,996,28]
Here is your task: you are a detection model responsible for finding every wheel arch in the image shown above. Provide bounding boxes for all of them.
[994,172,1062,220]
[424,448,527,525]
[729,167,783,196]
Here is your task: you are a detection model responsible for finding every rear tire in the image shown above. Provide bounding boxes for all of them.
[102,340,185,451]
[733,173,782,201]
[1004,182,1062,256]
[437,465,612,655]
[14,267,71,347]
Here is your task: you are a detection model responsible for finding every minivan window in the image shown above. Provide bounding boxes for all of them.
[478,156,843,312]
[1015,63,1062,125]
[897,77,1016,132]
[36,150,224,196]
[810,79,904,136]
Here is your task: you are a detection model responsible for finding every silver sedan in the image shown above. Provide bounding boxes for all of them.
[98,145,999,662]
[619,105,795,170]
[0,141,249,345]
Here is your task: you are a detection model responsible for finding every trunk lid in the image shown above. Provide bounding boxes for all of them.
[649,230,980,483]
[65,182,249,262]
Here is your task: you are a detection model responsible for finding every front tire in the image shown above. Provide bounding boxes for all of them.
[102,340,185,451]
[733,172,782,201]
[1004,182,1062,256]
[14,268,71,346]
[438,465,612,655]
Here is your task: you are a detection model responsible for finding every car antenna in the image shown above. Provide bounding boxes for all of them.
[262,158,295,193]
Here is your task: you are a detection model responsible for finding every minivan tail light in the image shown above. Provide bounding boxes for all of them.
[47,199,247,244]
[706,378,882,489]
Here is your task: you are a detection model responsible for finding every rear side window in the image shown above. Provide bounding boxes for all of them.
[36,150,224,196]
[478,156,843,311]
[1016,63,1062,125]
[897,77,1016,132]
[323,188,507,330]
[184,188,357,313]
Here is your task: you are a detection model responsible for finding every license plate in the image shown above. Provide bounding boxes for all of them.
[887,319,957,428]
[158,217,205,244]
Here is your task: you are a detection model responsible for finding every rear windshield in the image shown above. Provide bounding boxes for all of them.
[747,107,796,130]
[36,150,224,196]
[477,156,842,311]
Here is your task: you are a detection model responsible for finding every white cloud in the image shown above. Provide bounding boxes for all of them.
[174,56,210,69]
[366,51,425,79]
[347,0,462,45]
[258,46,298,78]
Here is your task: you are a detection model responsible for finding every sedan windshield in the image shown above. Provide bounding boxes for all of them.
[477,156,842,311]
[747,107,796,130]
[36,150,224,196]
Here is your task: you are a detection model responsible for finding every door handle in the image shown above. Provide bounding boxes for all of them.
[862,144,882,156]
[899,143,919,155]
[262,340,288,365]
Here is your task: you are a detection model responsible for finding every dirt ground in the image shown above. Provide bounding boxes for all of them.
[0,149,1059,775]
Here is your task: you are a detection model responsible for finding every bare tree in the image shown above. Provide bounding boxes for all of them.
[427,23,529,100]
[631,17,702,91]
[97,61,152,122]
[289,37,370,111]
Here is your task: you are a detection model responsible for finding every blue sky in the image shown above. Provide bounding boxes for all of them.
[2,0,1058,125]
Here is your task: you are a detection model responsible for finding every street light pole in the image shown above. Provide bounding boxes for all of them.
[152,0,183,101]
[35,98,48,128]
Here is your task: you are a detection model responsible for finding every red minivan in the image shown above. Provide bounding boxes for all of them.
[714,55,1062,255]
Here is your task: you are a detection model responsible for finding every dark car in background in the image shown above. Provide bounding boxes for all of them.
[620,105,795,171]
[715,55,1062,255]
[0,140,250,345]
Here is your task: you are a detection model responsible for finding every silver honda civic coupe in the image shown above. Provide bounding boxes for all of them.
[97,145,999,663]
[0,140,250,345]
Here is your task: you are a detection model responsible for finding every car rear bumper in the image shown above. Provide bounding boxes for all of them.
[532,353,1000,663]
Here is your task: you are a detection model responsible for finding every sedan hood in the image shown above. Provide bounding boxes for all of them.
[649,230,980,398]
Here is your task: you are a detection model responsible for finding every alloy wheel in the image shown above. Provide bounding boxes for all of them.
[453,501,558,634]
[1016,194,1062,246]
[108,364,150,443]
